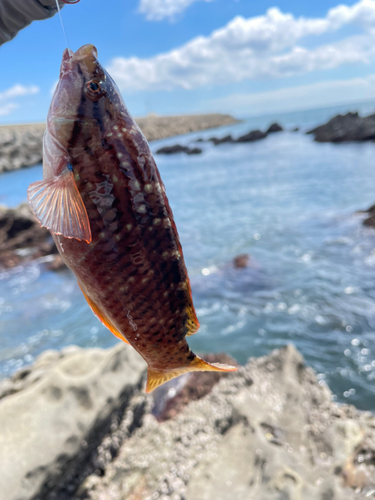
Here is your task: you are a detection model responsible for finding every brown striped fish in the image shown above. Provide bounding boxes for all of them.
[27,44,237,392]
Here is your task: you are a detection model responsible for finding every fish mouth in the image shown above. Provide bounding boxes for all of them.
[61,45,98,75]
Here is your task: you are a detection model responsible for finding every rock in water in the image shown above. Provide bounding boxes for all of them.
[155,144,202,155]
[266,122,283,133]
[235,130,267,142]
[307,112,375,142]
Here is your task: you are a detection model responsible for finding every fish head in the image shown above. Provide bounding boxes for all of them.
[47,44,126,155]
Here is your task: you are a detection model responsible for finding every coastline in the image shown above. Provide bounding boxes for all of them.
[0,113,238,173]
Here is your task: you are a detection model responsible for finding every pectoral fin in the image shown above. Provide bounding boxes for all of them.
[146,355,237,393]
[27,168,91,243]
[78,283,129,345]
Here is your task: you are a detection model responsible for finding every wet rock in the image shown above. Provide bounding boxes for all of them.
[233,254,250,268]
[0,203,58,269]
[235,129,268,142]
[209,134,233,145]
[0,343,146,500]
[266,122,283,133]
[307,112,375,142]
[83,346,375,500]
[357,203,375,228]
[156,144,202,155]
[186,147,203,155]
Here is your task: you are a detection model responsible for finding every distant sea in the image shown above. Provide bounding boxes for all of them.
[1,101,375,411]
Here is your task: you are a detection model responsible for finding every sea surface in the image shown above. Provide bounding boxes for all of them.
[1,102,375,410]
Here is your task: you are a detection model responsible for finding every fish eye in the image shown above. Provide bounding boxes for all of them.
[87,80,100,92]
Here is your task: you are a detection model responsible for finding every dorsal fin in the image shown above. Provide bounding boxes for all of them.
[27,168,91,243]
[78,283,129,345]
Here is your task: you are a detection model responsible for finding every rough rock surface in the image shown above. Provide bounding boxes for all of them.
[0,203,57,269]
[0,114,237,172]
[0,343,146,500]
[77,346,374,500]
[307,112,375,142]
[1,344,374,500]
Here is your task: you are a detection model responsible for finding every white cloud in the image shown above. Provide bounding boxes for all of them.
[206,74,375,115]
[0,84,39,100]
[0,103,19,117]
[0,84,39,118]
[138,0,212,21]
[108,0,375,92]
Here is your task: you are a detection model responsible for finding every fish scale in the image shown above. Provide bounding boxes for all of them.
[27,44,237,391]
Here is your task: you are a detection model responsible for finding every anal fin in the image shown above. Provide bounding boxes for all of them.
[78,283,129,345]
[146,355,237,393]
[27,168,91,243]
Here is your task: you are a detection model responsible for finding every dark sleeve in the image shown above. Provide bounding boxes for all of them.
[0,0,64,46]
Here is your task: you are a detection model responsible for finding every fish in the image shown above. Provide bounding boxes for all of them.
[27,44,237,392]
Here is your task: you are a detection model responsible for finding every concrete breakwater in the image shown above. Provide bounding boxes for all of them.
[0,114,238,173]
[0,344,374,500]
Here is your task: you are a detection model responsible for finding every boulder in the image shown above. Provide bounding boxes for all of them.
[307,112,375,142]
[236,129,267,143]
[82,345,375,500]
[0,343,146,500]
[266,122,283,133]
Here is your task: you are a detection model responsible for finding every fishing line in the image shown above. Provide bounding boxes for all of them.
[54,0,81,52]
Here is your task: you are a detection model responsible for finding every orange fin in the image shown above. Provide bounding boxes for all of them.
[185,305,200,337]
[27,168,91,243]
[78,282,129,345]
[145,355,237,393]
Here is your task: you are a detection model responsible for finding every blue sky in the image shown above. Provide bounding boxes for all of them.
[1,0,375,123]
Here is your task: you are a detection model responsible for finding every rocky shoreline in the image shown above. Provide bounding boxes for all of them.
[307,111,375,142]
[0,114,238,173]
[0,343,374,500]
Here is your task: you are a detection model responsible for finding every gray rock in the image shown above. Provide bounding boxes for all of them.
[83,345,375,500]
[307,112,375,142]
[0,343,146,500]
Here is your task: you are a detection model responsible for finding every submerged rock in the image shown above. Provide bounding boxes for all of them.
[307,112,375,142]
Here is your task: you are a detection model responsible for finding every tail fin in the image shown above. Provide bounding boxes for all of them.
[145,356,237,393]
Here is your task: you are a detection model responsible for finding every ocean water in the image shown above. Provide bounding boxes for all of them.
[1,102,375,411]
